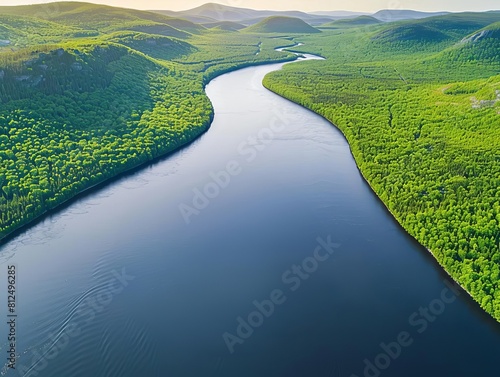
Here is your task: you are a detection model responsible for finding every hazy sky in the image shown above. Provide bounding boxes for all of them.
[0,0,498,12]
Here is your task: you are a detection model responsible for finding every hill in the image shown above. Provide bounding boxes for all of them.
[202,21,246,31]
[310,11,369,18]
[174,2,259,22]
[102,21,191,39]
[373,9,449,22]
[462,21,500,43]
[0,14,97,48]
[411,12,500,39]
[244,16,321,34]
[443,22,500,62]
[103,32,196,60]
[0,2,203,34]
[150,10,217,24]
[372,12,500,51]
[371,12,500,52]
[373,24,452,44]
[165,3,335,26]
[0,1,300,244]
[263,13,500,323]
[321,15,382,29]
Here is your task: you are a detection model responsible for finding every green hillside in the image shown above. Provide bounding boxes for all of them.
[321,15,382,29]
[412,12,500,38]
[264,21,500,321]
[0,2,297,241]
[103,32,196,60]
[372,24,452,47]
[103,21,191,39]
[203,21,246,31]
[0,14,97,48]
[244,16,321,34]
[437,22,500,63]
[369,12,500,52]
[0,1,204,35]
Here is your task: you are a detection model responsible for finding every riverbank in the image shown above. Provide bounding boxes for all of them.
[1,39,494,323]
[261,55,498,323]
[4,43,500,377]
[0,52,298,246]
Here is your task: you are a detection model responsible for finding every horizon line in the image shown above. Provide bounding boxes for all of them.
[1,1,499,14]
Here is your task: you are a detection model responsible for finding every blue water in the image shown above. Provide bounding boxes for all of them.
[0,55,499,377]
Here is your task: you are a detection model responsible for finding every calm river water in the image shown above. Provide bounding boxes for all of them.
[1,53,499,377]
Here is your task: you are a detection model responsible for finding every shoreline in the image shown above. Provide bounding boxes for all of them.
[0,53,298,247]
[262,77,496,324]
[1,41,493,325]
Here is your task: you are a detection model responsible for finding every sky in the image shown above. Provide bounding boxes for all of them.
[0,0,498,13]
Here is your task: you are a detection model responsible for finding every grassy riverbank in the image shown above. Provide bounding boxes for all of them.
[0,3,297,242]
[263,18,500,321]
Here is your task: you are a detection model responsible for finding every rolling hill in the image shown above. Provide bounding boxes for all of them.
[321,15,382,29]
[444,22,500,62]
[263,11,500,323]
[202,21,246,31]
[0,14,97,48]
[244,16,321,34]
[462,21,500,42]
[410,12,500,39]
[372,23,451,44]
[370,12,500,52]
[372,9,450,22]
[103,32,196,60]
[102,21,191,39]
[0,1,299,243]
[310,10,369,18]
[0,1,203,35]
[160,3,335,26]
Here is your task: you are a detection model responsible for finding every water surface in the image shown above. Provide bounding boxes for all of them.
[1,53,499,377]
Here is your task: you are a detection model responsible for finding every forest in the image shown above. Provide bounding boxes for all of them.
[0,2,499,323]
[0,3,296,240]
[263,15,500,321]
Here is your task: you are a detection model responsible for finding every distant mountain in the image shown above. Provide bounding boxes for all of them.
[367,11,500,54]
[202,21,246,31]
[151,4,455,27]
[321,15,382,29]
[153,10,217,24]
[410,12,500,39]
[244,16,321,34]
[372,9,450,22]
[372,12,500,49]
[157,3,336,26]
[175,2,259,22]
[238,16,333,27]
[311,11,370,18]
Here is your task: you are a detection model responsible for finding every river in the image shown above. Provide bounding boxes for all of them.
[1,51,499,377]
